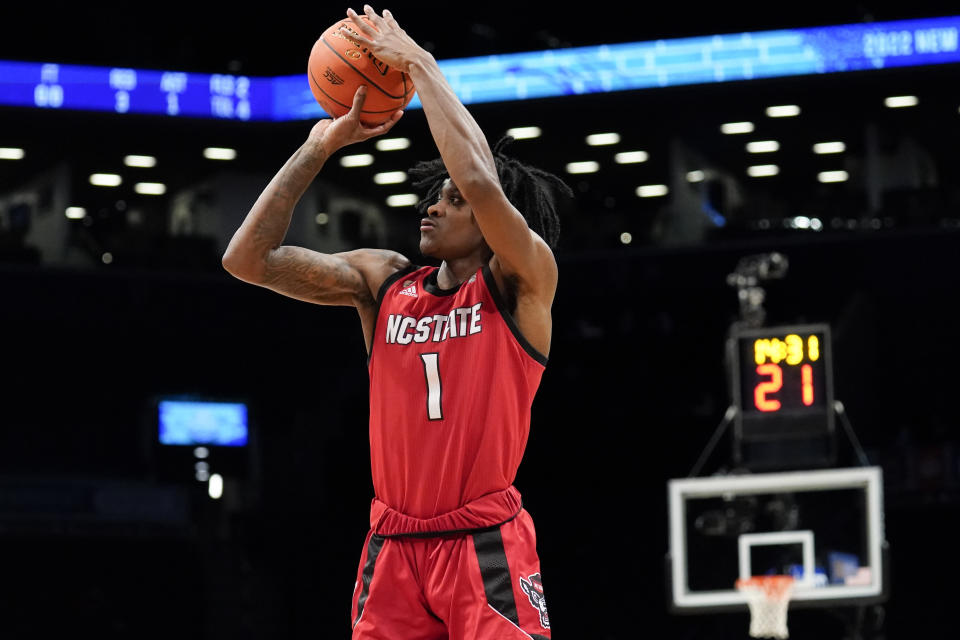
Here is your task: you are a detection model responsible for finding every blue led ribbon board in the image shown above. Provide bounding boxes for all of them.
[1,15,958,120]
[158,400,249,447]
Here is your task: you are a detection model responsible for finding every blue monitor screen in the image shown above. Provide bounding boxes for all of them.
[2,15,958,120]
[158,400,248,447]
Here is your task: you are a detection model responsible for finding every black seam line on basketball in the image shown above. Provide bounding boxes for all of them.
[482,264,548,366]
[473,527,520,625]
[353,534,385,628]
[367,264,421,365]
[309,68,399,115]
[376,505,521,538]
[320,37,406,100]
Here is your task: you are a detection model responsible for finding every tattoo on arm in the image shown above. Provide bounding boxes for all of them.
[260,247,371,306]
[250,145,329,255]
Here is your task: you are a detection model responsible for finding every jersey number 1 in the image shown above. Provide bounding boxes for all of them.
[420,353,443,420]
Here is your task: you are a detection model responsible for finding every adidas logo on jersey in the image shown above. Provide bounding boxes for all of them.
[398,283,418,297]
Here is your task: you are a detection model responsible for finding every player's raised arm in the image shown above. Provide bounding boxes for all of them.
[345,6,556,289]
[222,86,408,309]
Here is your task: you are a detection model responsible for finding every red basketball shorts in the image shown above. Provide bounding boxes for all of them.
[349,508,550,640]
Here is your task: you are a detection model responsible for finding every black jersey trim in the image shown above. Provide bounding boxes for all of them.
[423,267,464,296]
[473,527,520,626]
[481,264,549,367]
[353,533,385,629]
[367,263,420,363]
[375,263,420,305]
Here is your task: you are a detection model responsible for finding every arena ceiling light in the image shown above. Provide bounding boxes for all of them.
[124,154,156,168]
[386,194,419,207]
[818,170,849,183]
[636,184,669,197]
[373,171,407,185]
[747,164,779,177]
[203,147,237,160]
[686,170,705,182]
[721,121,755,134]
[0,147,25,160]
[586,133,621,146]
[813,141,846,154]
[134,182,167,195]
[614,151,648,164]
[89,173,122,187]
[506,126,541,140]
[65,207,86,219]
[340,154,374,167]
[376,138,411,151]
[766,105,801,117]
[208,473,223,500]
[884,95,918,108]
[565,161,599,174]
[746,140,780,153]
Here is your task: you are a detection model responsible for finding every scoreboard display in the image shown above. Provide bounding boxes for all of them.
[1,15,958,121]
[729,324,835,459]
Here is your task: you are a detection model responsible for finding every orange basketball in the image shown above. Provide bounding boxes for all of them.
[308,15,415,124]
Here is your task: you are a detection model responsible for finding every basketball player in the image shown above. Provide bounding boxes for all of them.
[222,6,571,638]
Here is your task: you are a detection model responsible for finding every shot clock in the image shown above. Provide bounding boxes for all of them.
[728,323,837,469]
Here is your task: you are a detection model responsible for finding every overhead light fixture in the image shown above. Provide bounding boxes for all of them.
[208,473,224,500]
[565,161,599,174]
[0,147,25,160]
[375,137,411,151]
[766,105,801,117]
[747,164,779,177]
[746,140,780,153]
[124,154,156,168]
[813,141,846,154]
[884,95,918,108]
[386,194,419,207]
[614,151,648,164]
[340,154,374,167]
[721,121,754,134]
[89,173,122,187]
[620,232,633,245]
[636,184,669,197]
[373,171,407,185]
[65,207,87,219]
[134,182,167,195]
[203,147,237,160]
[315,213,330,225]
[686,170,705,182]
[506,126,541,140]
[818,170,849,183]
[586,133,621,146]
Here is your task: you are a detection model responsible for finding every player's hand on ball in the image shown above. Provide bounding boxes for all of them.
[345,5,426,73]
[308,85,403,153]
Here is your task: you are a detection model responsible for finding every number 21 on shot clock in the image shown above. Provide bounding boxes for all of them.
[729,323,835,437]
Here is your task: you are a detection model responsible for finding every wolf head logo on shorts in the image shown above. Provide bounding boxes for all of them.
[519,572,549,629]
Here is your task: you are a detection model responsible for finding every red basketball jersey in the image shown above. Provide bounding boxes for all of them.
[367,264,547,519]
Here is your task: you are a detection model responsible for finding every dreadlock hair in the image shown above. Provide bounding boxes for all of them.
[407,135,572,250]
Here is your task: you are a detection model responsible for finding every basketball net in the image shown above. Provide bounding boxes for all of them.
[735,575,795,639]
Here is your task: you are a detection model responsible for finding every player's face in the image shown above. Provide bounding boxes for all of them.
[419,180,488,260]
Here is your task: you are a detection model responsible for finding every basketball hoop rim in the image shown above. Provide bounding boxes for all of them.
[736,575,796,599]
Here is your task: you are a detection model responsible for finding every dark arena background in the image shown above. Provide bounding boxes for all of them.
[1,2,958,638]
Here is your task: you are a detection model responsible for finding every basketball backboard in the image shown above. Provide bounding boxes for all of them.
[666,466,887,612]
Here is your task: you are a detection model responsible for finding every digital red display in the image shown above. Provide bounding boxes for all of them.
[734,326,831,420]
[729,323,836,467]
